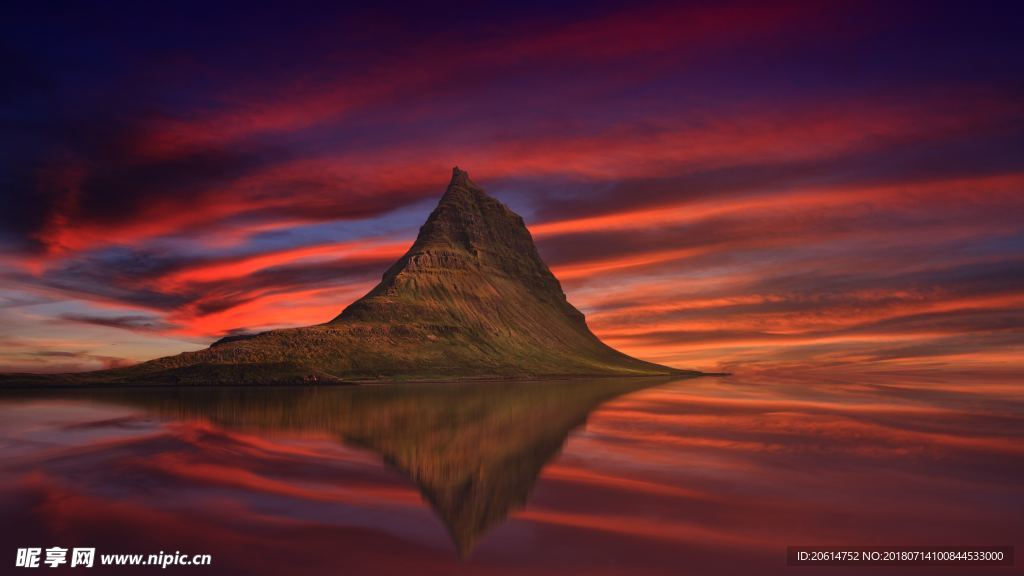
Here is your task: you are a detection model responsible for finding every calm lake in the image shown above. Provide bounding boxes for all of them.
[0,372,1020,574]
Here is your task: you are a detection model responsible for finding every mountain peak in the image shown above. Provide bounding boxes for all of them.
[336,167,579,325]
[448,166,479,191]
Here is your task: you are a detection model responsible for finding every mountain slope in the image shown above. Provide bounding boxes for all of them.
[3,168,697,385]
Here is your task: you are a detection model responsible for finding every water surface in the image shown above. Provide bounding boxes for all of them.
[0,373,1020,574]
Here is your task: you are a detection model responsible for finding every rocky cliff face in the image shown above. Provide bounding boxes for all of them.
[4,168,695,385]
[338,168,585,328]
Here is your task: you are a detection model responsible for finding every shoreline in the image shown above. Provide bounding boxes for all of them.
[0,370,727,390]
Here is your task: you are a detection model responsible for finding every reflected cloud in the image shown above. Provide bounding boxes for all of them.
[2,377,675,557]
[0,371,1021,574]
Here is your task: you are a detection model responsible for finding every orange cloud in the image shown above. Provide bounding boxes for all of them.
[155,240,408,290]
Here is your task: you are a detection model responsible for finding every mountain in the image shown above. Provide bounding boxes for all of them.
[3,168,697,385]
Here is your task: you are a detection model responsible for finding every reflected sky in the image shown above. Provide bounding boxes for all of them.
[0,373,1020,575]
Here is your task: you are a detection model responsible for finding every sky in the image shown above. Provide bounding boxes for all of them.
[1,0,1022,375]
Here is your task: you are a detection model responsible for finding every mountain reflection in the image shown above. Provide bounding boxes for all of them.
[32,377,675,556]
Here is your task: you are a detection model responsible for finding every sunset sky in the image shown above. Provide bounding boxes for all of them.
[1,0,1022,375]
